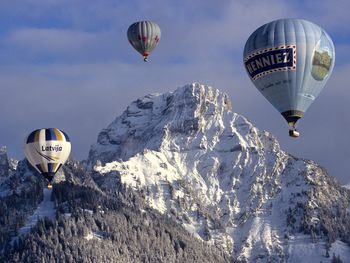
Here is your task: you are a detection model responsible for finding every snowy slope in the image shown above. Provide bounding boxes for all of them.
[18,188,55,235]
[89,83,350,262]
[11,188,55,244]
[286,235,350,263]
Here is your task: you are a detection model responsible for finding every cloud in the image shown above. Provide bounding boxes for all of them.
[2,28,123,63]
[294,0,350,33]
[0,0,349,184]
[7,28,97,52]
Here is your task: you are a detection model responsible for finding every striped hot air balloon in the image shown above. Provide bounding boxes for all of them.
[243,18,335,137]
[127,21,161,62]
[24,128,71,187]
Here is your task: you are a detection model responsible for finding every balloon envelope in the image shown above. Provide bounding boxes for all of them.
[127,21,161,61]
[243,18,335,130]
[24,128,71,182]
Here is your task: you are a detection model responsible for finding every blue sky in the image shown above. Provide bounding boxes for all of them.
[0,0,349,183]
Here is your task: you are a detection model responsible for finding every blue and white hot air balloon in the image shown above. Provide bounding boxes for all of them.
[127,21,161,62]
[243,18,335,137]
[24,128,71,188]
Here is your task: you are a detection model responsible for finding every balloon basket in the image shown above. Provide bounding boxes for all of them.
[289,129,300,138]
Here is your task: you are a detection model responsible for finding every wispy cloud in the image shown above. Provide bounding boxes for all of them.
[0,0,349,183]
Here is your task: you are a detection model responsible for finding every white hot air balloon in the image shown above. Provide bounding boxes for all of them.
[243,18,335,137]
[24,128,71,188]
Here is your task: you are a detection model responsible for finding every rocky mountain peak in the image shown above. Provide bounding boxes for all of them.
[88,83,350,261]
[1,83,349,262]
[88,82,243,165]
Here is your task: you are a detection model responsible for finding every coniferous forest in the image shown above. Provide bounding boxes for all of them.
[0,160,231,263]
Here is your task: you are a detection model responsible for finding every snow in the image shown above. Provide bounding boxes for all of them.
[286,235,350,263]
[84,232,103,240]
[82,209,94,215]
[64,213,72,218]
[9,159,18,170]
[343,183,350,190]
[286,235,326,262]
[89,83,350,262]
[330,240,350,262]
[11,188,55,244]
[84,233,95,241]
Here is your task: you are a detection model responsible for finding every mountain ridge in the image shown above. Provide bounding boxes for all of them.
[89,82,350,262]
[1,82,349,262]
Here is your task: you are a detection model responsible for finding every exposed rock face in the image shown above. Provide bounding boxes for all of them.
[89,83,350,262]
[88,82,232,165]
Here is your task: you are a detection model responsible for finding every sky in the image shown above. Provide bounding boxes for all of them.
[0,0,349,184]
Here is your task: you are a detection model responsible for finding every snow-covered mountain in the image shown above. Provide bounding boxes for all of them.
[0,149,230,263]
[1,83,349,262]
[89,83,350,262]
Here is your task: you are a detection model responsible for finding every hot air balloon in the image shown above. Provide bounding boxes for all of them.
[243,18,335,137]
[127,21,161,62]
[24,128,71,188]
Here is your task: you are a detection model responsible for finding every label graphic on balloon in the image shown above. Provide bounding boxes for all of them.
[311,33,333,81]
[244,45,296,80]
[311,51,332,81]
[35,146,62,162]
